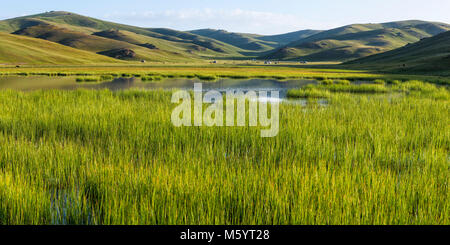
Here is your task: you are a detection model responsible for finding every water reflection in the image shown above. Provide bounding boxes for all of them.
[0,76,319,99]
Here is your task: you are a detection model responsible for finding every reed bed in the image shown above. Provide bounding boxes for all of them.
[75,75,114,83]
[0,88,448,225]
[288,83,389,98]
[1,66,449,85]
[287,88,332,99]
[141,76,163,82]
[286,80,450,99]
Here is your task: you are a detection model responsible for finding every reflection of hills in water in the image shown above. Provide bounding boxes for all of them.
[202,79,316,91]
[88,78,318,97]
[94,77,138,90]
[0,76,318,98]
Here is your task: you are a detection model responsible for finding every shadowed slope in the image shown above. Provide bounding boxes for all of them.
[189,29,322,52]
[265,20,450,62]
[11,23,193,62]
[1,12,449,64]
[0,32,120,65]
[346,31,450,73]
[189,29,277,51]
[0,11,247,60]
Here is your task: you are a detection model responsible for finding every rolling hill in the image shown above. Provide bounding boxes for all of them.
[0,32,120,65]
[265,20,450,62]
[0,11,324,61]
[345,31,450,73]
[146,28,247,56]
[0,11,250,61]
[0,11,449,65]
[11,23,194,62]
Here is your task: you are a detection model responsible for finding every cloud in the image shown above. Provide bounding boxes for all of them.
[103,8,334,35]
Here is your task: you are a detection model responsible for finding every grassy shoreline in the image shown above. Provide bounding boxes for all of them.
[287,80,449,100]
[1,65,449,84]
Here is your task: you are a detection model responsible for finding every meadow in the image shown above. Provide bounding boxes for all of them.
[0,80,448,225]
[1,65,449,84]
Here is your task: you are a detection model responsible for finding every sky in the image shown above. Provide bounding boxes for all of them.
[1,0,449,35]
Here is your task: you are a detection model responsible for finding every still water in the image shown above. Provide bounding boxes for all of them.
[0,76,318,99]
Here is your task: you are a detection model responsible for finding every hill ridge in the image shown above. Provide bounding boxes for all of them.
[1,11,449,64]
[264,20,450,62]
[345,31,450,73]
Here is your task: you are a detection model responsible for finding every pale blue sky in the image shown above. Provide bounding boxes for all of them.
[2,0,449,34]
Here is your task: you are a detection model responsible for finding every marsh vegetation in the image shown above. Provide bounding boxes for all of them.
[0,82,448,225]
[0,9,449,226]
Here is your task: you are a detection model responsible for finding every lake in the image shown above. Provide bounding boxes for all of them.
[0,76,318,99]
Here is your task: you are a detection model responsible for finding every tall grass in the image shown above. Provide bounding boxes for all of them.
[324,84,389,93]
[141,76,163,82]
[75,75,114,83]
[287,80,450,99]
[0,89,448,225]
[287,88,332,99]
[288,83,389,98]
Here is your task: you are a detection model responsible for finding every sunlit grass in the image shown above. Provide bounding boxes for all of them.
[0,87,448,225]
[287,87,332,99]
[287,80,450,99]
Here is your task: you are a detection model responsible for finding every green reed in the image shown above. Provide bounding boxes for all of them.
[0,88,448,225]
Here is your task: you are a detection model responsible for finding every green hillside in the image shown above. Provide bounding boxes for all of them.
[265,20,450,62]
[1,12,449,65]
[345,31,450,73]
[0,11,248,60]
[28,11,248,56]
[0,32,120,65]
[11,23,195,62]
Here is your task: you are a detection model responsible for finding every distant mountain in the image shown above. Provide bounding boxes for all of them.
[0,32,119,65]
[145,28,246,55]
[256,30,323,46]
[189,29,322,52]
[345,31,450,73]
[189,29,275,51]
[264,20,450,62]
